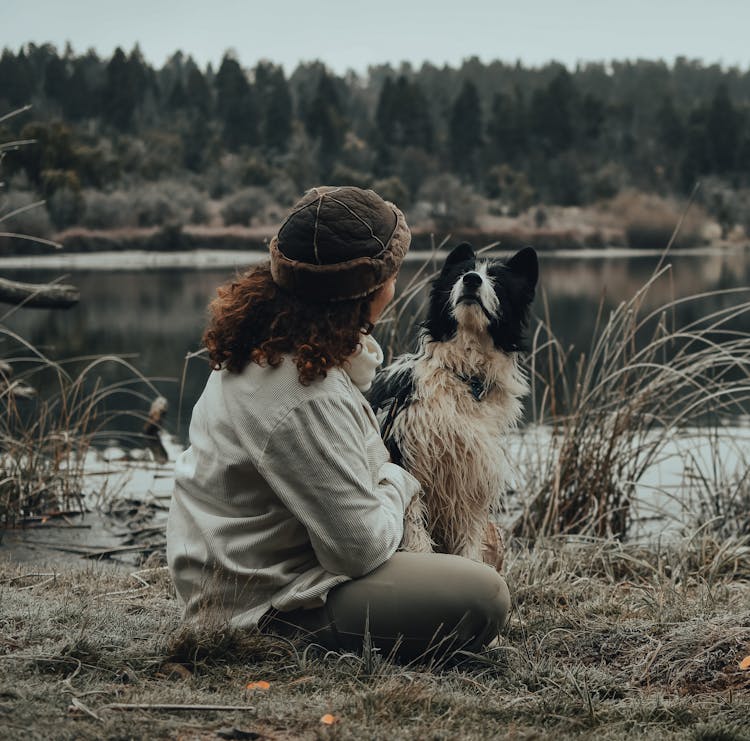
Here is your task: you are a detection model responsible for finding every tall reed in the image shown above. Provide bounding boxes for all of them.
[0,324,165,527]
[515,272,750,538]
[376,230,750,540]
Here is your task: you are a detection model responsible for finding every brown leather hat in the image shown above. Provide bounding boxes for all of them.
[269,186,411,302]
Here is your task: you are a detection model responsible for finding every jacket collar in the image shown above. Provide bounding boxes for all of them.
[343,332,383,393]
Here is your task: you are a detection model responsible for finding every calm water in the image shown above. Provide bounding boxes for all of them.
[3,247,750,443]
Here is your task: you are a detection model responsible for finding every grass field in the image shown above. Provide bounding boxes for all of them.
[2,536,749,741]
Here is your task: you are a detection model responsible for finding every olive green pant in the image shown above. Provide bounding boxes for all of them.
[266,552,511,662]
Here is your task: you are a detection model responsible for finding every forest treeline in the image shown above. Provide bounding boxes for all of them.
[1,43,750,246]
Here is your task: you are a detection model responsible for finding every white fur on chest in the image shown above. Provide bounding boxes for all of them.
[393,327,528,559]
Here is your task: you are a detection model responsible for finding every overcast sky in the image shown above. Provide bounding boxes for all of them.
[4,0,750,73]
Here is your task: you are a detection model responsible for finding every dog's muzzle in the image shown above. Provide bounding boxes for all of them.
[455,272,495,321]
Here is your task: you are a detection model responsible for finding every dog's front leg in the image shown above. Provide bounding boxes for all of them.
[480,521,505,572]
[450,524,489,564]
[400,497,434,553]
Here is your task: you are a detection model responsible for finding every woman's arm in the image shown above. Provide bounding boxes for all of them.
[257,394,420,578]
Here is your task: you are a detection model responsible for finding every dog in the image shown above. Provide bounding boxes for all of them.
[369,243,538,565]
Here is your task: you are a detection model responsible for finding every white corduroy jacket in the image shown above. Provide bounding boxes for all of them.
[166,339,420,628]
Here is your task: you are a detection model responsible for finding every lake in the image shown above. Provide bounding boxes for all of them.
[2,245,750,446]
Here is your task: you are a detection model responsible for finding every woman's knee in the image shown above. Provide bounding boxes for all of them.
[469,563,511,626]
[381,552,511,632]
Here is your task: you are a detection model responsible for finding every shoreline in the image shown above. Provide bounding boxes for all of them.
[0,243,745,271]
[1,223,745,270]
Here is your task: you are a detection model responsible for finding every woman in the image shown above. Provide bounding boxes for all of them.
[167,186,510,661]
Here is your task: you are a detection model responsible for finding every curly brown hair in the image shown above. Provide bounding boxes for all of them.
[203,262,375,384]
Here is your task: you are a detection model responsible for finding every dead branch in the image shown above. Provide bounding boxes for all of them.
[0,276,79,308]
[103,703,256,712]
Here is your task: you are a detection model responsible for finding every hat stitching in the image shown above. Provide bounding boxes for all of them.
[270,187,409,302]
[275,186,342,234]
[312,193,325,265]
[325,195,388,252]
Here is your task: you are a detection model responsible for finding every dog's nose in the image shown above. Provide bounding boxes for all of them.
[462,272,482,289]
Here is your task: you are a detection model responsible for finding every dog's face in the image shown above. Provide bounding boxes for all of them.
[424,243,538,352]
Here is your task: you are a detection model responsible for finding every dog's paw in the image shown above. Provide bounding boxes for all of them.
[401,524,434,553]
[401,499,435,553]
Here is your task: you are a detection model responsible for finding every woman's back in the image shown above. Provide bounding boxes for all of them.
[168,353,416,627]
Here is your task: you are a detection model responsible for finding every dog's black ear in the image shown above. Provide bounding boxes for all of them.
[506,246,538,288]
[442,242,476,272]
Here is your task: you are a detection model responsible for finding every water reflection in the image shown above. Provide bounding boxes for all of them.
[3,248,749,442]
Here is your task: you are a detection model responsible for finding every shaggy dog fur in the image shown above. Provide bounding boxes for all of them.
[369,243,538,562]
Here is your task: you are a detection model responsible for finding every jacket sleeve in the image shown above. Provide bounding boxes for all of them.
[257,394,420,578]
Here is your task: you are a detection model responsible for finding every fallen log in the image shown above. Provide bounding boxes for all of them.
[0,276,79,308]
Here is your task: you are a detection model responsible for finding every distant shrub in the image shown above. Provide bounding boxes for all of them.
[0,191,53,238]
[47,186,85,229]
[699,176,749,240]
[341,131,376,174]
[134,181,206,227]
[393,147,439,198]
[82,181,208,229]
[583,230,606,248]
[417,174,481,231]
[329,164,372,189]
[40,169,81,197]
[206,154,246,199]
[611,190,708,249]
[133,187,183,227]
[268,175,300,207]
[484,164,535,216]
[586,162,629,201]
[119,131,183,180]
[738,189,750,240]
[221,187,272,226]
[152,222,185,251]
[189,200,211,225]
[544,154,584,207]
[242,156,273,186]
[82,190,136,229]
[371,176,410,208]
[283,128,322,193]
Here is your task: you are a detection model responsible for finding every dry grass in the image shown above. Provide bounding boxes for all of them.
[1,536,748,740]
[3,156,749,737]
[377,230,750,540]
[511,268,750,538]
[0,323,166,527]
[515,254,750,539]
[603,190,709,250]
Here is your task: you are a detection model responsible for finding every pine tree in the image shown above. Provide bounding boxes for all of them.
[64,52,100,121]
[185,62,212,116]
[449,80,482,175]
[580,92,605,140]
[656,95,685,151]
[528,68,576,154]
[707,84,740,173]
[43,54,69,104]
[375,76,433,151]
[304,69,346,171]
[102,47,137,130]
[0,50,34,107]
[486,89,526,163]
[374,77,395,142]
[255,62,292,152]
[680,108,711,191]
[168,79,188,110]
[215,54,258,149]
